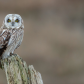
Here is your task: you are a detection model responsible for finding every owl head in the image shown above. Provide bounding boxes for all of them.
[3,14,24,29]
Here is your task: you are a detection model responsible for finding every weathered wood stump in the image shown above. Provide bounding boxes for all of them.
[1,54,43,84]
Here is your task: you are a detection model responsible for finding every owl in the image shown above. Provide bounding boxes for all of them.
[0,14,24,59]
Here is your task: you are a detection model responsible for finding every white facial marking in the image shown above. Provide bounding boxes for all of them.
[4,14,22,29]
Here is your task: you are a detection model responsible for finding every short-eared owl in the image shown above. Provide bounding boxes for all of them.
[0,14,24,59]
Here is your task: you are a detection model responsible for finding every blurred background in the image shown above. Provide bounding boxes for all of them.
[0,0,84,84]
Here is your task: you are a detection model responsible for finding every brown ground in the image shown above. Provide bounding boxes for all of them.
[0,0,84,84]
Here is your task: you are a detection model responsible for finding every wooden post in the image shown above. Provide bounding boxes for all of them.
[1,54,43,84]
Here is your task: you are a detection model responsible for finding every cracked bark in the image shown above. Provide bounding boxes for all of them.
[1,54,43,84]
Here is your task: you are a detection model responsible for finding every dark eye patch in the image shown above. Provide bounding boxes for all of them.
[15,19,19,23]
[7,19,11,22]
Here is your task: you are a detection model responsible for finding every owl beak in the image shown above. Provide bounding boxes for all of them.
[12,22,14,26]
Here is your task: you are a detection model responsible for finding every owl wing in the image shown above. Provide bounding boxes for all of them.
[0,28,11,57]
[0,29,11,49]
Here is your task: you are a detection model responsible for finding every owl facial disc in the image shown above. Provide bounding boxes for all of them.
[4,14,23,29]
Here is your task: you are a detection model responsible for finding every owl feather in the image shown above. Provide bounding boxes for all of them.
[0,14,24,59]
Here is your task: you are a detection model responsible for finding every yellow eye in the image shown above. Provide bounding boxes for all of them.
[15,19,19,22]
[7,19,11,22]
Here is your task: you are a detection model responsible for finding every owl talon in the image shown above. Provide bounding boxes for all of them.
[10,53,17,56]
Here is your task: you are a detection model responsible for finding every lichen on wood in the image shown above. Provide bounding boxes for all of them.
[1,54,43,84]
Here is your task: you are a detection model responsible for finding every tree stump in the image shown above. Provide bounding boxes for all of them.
[1,54,43,84]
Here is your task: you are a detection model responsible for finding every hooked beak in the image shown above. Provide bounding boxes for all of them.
[12,22,14,26]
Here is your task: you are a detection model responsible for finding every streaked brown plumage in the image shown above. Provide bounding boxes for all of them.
[0,14,24,59]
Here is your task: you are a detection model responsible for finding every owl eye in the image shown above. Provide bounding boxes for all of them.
[15,19,19,22]
[7,19,11,22]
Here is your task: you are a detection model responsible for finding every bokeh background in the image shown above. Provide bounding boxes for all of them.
[0,0,84,84]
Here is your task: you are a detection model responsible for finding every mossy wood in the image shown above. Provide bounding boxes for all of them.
[1,55,43,84]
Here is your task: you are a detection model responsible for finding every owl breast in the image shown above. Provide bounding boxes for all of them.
[0,28,24,59]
